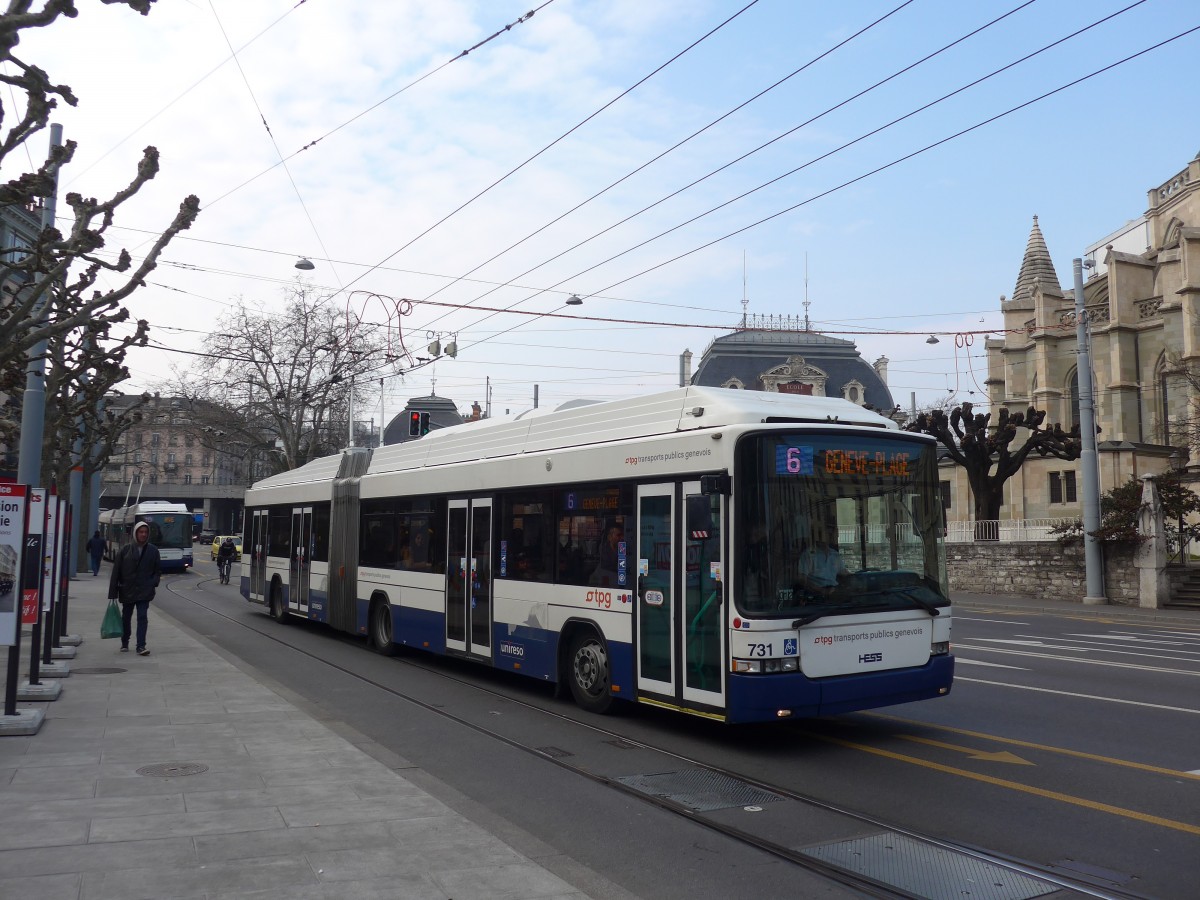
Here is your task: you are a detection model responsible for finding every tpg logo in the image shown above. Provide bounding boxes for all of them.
[859,652,883,664]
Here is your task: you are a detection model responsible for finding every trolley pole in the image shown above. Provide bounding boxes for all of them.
[1074,258,1107,604]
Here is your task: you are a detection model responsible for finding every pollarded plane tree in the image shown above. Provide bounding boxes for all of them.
[905,402,1083,536]
[0,1,199,485]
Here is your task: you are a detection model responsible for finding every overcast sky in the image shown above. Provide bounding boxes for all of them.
[15,0,1200,423]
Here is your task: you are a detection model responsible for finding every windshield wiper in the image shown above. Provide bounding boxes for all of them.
[895,587,941,617]
[792,613,823,628]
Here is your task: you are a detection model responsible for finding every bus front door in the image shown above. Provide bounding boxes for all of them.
[636,482,726,712]
[636,484,675,697]
[250,510,267,601]
[289,507,312,615]
[445,498,493,659]
[681,481,725,709]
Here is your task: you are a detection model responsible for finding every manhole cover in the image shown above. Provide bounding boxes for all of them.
[136,763,209,778]
[617,768,785,811]
[71,667,128,675]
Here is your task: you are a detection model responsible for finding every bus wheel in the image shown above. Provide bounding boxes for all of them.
[370,599,397,656]
[269,583,288,623]
[568,631,613,714]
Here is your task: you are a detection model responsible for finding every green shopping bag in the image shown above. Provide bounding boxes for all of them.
[101,599,123,639]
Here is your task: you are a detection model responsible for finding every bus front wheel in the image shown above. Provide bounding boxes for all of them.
[567,631,613,714]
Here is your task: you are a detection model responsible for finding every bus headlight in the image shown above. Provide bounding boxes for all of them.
[733,658,799,674]
[932,641,950,655]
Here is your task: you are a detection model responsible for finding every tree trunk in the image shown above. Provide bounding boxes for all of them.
[971,477,1003,541]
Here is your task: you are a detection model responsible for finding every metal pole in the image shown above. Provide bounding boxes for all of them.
[347,379,354,448]
[1074,258,1107,604]
[15,124,63,489]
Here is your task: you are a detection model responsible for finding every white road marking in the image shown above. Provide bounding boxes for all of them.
[1063,633,1190,645]
[955,676,1200,713]
[952,643,1200,676]
[956,616,1031,625]
[973,638,1088,651]
[953,658,1027,670]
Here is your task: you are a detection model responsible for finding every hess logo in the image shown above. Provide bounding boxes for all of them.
[859,652,883,664]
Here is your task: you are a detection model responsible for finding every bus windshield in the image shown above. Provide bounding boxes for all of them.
[736,431,948,619]
[143,514,191,550]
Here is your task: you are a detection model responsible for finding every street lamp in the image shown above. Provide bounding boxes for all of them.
[295,257,315,271]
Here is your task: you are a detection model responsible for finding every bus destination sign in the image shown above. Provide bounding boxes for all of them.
[776,445,912,477]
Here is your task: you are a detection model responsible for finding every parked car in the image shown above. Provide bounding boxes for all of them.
[211,535,243,561]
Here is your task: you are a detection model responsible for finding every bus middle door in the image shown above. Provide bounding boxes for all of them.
[445,498,493,659]
[289,507,312,616]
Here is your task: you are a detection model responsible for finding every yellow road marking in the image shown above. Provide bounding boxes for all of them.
[867,713,1200,780]
[806,732,1200,836]
[898,734,1033,765]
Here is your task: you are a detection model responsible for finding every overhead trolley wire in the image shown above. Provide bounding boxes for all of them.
[414,0,923,331]
[578,19,1200,303]
[331,0,766,302]
[66,0,310,188]
[205,0,344,288]
[204,0,559,209]
[445,0,1165,353]
[424,0,1046,338]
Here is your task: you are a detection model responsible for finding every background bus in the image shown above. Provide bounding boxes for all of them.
[99,500,194,572]
[241,387,953,724]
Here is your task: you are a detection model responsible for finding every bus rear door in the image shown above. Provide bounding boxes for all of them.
[289,507,312,616]
[249,510,267,602]
[635,481,726,713]
[445,498,492,660]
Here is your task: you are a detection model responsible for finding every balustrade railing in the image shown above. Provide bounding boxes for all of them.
[944,518,1075,543]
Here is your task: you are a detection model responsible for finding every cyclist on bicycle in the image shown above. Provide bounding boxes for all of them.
[217,537,237,584]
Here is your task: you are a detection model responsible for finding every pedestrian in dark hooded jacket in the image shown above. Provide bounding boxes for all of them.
[86,530,105,576]
[107,521,161,655]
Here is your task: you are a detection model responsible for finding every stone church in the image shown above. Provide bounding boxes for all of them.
[972,149,1200,523]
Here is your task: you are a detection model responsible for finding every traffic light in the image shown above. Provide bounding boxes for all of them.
[419,412,430,435]
[408,411,421,436]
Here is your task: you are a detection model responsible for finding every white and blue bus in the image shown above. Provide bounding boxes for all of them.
[99,500,194,572]
[241,387,953,724]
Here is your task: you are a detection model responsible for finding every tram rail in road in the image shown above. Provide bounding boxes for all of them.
[163,571,1146,900]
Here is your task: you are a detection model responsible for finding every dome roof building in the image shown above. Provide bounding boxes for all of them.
[690,314,895,412]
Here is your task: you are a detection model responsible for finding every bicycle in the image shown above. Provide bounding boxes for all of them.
[219,557,232,585]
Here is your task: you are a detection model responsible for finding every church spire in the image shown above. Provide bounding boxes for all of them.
[1011,215,1061,306]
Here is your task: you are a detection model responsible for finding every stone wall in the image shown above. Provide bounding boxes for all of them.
[946,541,1138,605]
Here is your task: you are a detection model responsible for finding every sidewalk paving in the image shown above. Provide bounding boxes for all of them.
[0,572,600,900]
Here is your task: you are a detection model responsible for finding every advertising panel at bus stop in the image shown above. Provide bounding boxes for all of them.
[0,484,28,646]
[22,489,46,626]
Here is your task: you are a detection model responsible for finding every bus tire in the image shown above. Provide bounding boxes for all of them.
[567,630,613,714]
[269,582,288,623]
[369,598,397,656]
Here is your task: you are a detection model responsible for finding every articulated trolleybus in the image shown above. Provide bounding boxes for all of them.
[99,500,194,572]
[242,387,953,723]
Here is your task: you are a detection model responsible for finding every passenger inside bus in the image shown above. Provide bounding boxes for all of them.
[796,521,849,597]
